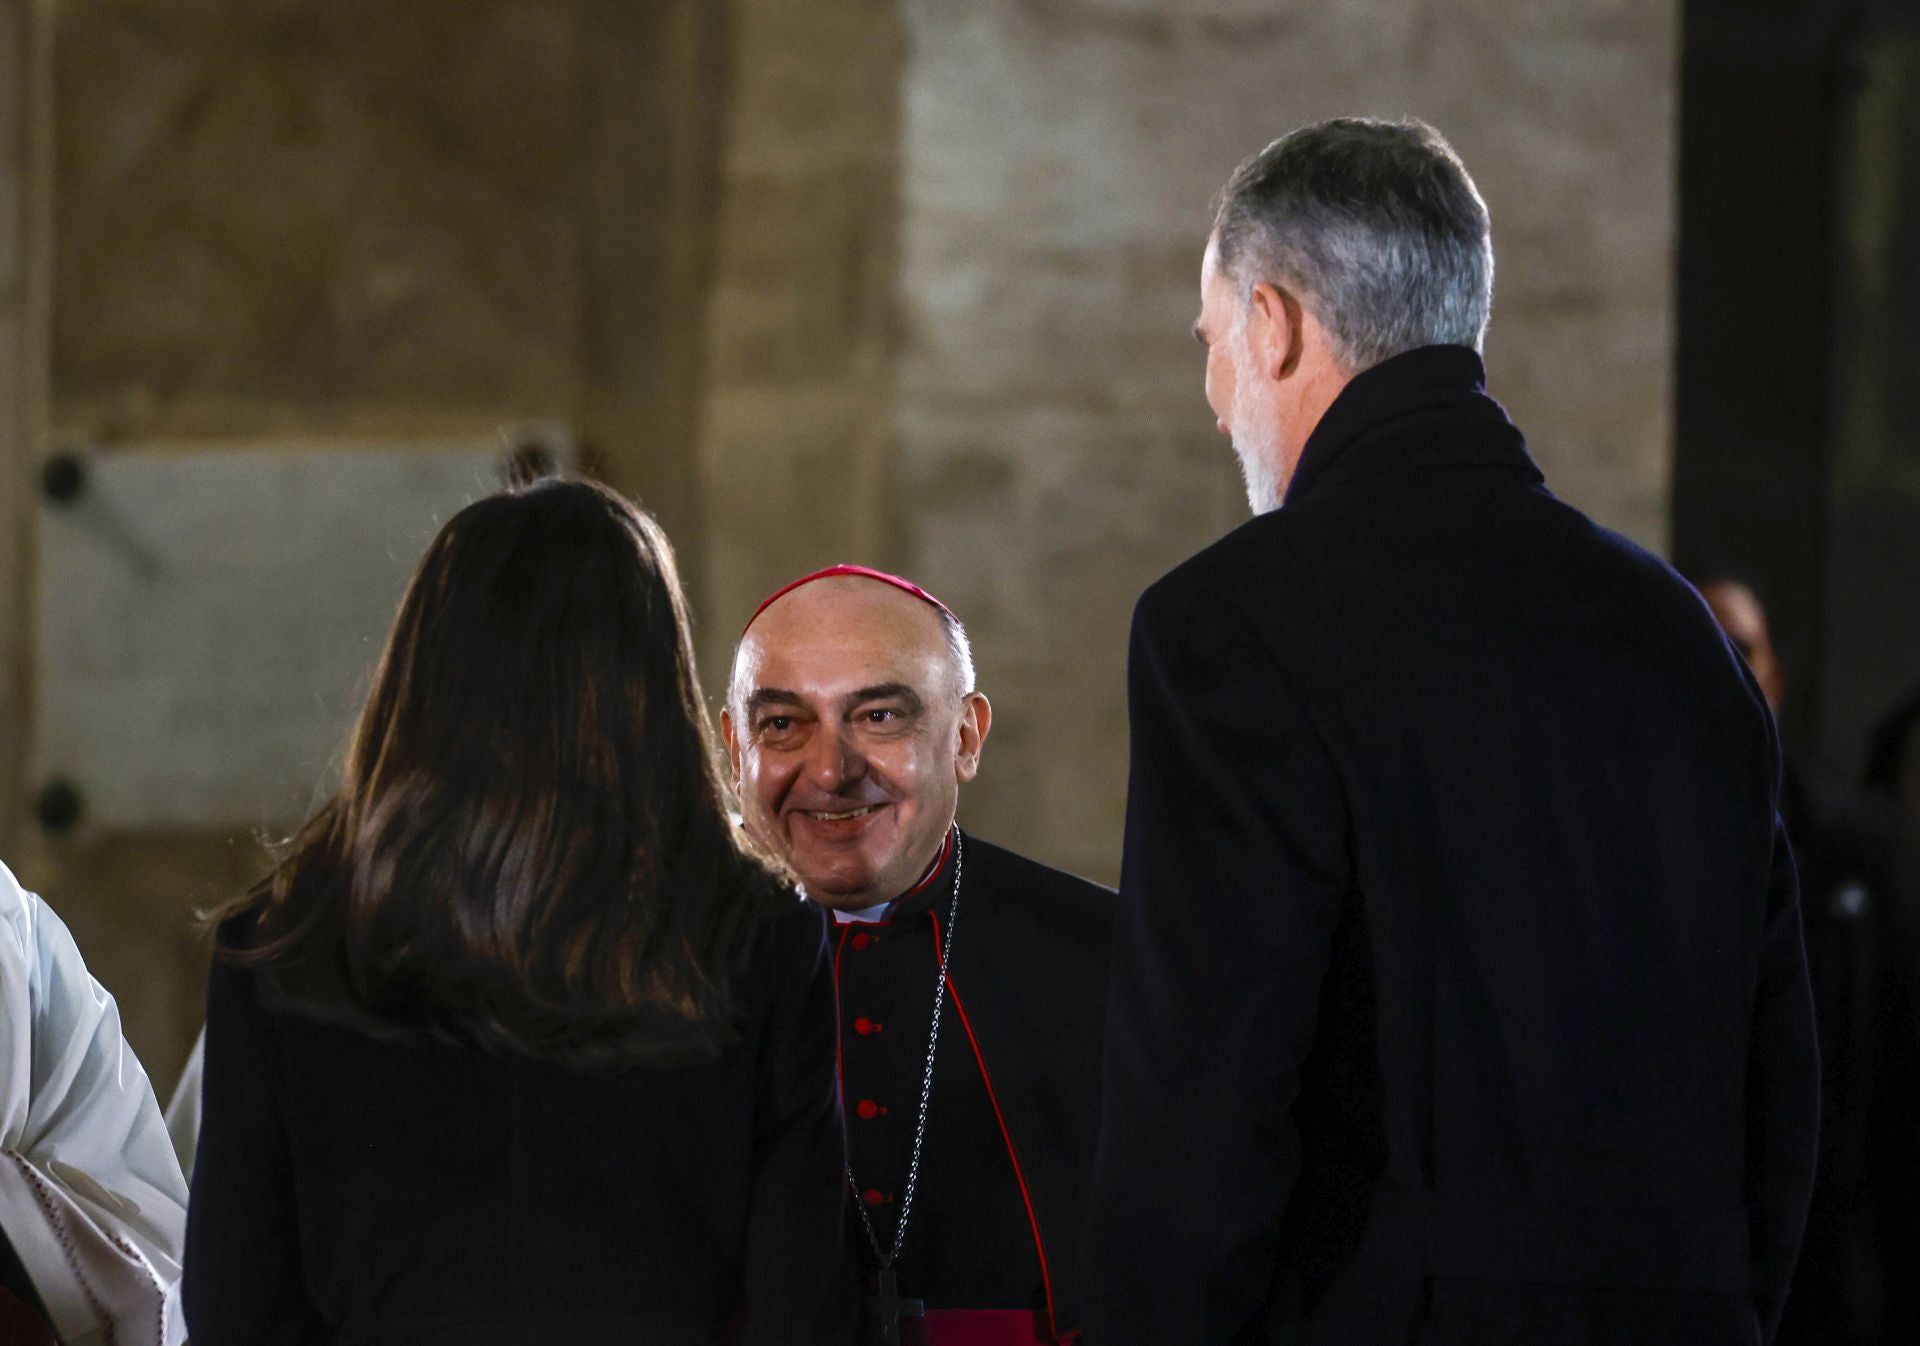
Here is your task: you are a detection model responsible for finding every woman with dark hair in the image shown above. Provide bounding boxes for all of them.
[183,479,856,1344]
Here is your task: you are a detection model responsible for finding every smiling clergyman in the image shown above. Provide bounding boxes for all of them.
[723,566,1113,1346]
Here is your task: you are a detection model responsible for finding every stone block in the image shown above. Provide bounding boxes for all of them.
[707,165,895,387]
[53,1,589,418]
[727,0,899,174]
[700,384,895,634]
[0,312,15,430]
[0,0,21,295]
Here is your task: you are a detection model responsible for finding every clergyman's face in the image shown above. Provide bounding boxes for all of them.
[1197,236,1286,514]
[722,578,989,910]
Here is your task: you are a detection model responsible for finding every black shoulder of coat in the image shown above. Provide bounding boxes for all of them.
[958,830,1114,953]
[1134,508,1296,635]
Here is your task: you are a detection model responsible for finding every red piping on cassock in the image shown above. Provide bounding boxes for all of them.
[930,913,1062,1343]
[898,829,955,902]
[833,923,852,1127]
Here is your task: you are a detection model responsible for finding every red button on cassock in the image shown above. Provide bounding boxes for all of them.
[862,1188,889,1207]
[856,1099,880,1119]
[851,933,871,951]
[853,1017,879,1036]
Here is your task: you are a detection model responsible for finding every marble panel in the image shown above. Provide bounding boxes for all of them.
[36,435,569,830]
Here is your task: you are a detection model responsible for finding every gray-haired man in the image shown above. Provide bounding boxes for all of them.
[1083,118,1817,1344]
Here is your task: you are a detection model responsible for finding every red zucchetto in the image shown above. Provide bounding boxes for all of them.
[742,564,956,635]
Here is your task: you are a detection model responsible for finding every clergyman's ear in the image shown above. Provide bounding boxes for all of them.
[955,692,992,783]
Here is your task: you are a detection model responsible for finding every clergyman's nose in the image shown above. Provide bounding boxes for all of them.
[807,724,863,792]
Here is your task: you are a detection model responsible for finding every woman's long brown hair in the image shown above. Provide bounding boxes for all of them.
[222,478,789,1067]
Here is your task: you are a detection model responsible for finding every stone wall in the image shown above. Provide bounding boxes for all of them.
[3,0,1684,1087]
[50,0,722,525]
[3,0,727,1087]
[894,0,1679,882]
[694,0,904,684]
[0,0,33,860]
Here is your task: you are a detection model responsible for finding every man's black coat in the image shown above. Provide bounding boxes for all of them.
[1083,347,1820,1346]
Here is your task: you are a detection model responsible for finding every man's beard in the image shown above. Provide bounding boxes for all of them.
[1228,333,1285,515]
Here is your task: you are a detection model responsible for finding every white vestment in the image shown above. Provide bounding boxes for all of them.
[0,860,189,1345]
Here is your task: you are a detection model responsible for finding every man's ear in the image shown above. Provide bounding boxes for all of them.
[719,707,744,789]
[1247,280,1306,381]
[955,692,992,783]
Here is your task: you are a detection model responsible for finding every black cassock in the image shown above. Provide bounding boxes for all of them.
[836,828,1111,1343]
[1083,346,1821,1345]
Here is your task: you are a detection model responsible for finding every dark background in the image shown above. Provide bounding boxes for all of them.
[1676,0,1920,781]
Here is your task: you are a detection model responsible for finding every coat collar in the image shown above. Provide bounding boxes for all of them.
[1283,344,1542,509]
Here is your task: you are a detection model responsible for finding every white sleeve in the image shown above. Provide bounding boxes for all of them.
[0,858,189,1343]
[163,1029,204,1184]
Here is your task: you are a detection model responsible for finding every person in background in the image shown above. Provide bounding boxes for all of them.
[1865,684,1920,860]
[1702,576,1920,1345]
[185,479,857,1345]
[723,566,1113,1345]
[1,859,189,1346]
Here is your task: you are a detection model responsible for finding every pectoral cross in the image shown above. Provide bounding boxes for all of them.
[868,1267,924,1346]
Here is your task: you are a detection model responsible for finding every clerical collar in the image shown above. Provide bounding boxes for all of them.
[827,827,956,925]
[834,900,891,925]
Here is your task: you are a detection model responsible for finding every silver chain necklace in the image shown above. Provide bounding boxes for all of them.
[846,825,965,1270]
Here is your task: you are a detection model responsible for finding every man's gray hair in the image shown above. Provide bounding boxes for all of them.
[1212,117,1493,372]
[938,608,977,698]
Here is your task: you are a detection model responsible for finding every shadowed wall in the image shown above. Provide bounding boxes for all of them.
[3,0,1681,1087]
